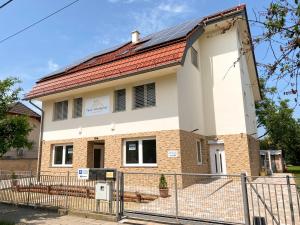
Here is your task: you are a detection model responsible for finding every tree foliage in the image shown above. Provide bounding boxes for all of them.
[0,77,32,157]
[256,80,300,164]
[252,0,299,100]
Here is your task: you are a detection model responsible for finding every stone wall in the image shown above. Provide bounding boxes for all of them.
[0,159,37,172]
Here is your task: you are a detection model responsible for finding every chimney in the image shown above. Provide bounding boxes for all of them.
[131,30,140,44]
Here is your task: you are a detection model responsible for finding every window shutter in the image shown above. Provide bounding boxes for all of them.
[114,89,126,112]
[73,98,82,118]
[146,83,155,106]
[134,85,145,108]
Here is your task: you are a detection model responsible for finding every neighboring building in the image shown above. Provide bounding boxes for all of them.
[260,150,284,173]
[25,5,261,184]
[0,102,40,172]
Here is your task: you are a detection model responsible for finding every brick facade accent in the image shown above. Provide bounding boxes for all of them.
[40,130,260,186]
[207,134,260,176]
[247,135,260,176]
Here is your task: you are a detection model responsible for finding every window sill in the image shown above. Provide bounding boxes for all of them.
[132,105,156,111]
[51,165,73,168]
[113,110,126,113]
[121,165,158,168]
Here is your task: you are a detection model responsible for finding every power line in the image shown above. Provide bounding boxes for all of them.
[0,0,14,9]
[0,0,80,44]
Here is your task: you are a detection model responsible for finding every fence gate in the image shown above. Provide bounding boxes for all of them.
[121,172,247,224]
[245,175,300,225]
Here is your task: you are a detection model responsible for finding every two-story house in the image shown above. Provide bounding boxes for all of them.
[26,5,261,180]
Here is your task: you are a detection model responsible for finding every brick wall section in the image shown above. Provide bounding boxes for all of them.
[208,134,260,176]
[247,135,260,176]
[0,159,37,171]
[40,130,182,174]
[40,130,260,186]
[179,130,210,187]
[179,130,210,174]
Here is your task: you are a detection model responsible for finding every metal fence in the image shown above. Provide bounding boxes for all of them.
[0,170,299,225]
[122,172,245,224]
[245,175,300,225]
[0,171,118,215]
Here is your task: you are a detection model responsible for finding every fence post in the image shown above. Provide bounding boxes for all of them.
[65,171,70,210]
[116,172,120,221]
[241,173,251,225]
[120,172,124,217]
[286,175,295,225]
[26,170,33,205]
[174,173,179,220]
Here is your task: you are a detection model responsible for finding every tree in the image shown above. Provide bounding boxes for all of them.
[256,79,300,164]
[0,77,32,157]
[251,0,299,100]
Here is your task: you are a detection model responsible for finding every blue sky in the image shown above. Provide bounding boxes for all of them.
[0,0,297,122]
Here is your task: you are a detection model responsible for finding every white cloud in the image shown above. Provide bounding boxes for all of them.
[158,2,187,13]
[47,59,59,72]
[131,1,190,35]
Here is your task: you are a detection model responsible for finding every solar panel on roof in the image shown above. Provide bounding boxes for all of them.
[39,17,201,81]
[136,18,201,50]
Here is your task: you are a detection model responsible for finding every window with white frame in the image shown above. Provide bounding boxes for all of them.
[191,46,199,68]
[73,97,82,118]
[53,100,68,121]
[133,83,156,109]
[196,140,203,164]
[123,138,156,166]
[52,144,73,166]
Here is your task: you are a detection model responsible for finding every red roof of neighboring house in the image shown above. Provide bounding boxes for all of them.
[25,5,246,100]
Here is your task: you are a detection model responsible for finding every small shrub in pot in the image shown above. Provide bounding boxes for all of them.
[159,174,169,198]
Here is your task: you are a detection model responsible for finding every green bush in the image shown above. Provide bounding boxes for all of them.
[159,174,168,189]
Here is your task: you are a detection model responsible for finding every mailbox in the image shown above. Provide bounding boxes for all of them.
[78,168,116,181]
[95,182,111,201]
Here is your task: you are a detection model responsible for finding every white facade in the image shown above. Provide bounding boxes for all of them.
[40,24,259,141]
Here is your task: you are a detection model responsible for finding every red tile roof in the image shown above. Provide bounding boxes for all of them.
[26,5,246,100]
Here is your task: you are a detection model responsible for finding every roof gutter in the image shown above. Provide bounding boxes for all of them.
[28,100,44,181]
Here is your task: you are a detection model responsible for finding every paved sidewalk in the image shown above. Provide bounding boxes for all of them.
[0,203,117,225]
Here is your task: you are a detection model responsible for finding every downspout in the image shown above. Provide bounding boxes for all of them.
[28,100,44,182]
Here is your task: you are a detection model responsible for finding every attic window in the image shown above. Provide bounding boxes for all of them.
[191,47,199,68]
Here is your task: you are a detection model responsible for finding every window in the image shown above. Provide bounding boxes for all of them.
[133,83,156,109]
[196,140,203,164]
[52,144,73,166]
[73,98,82,118]
[191,47,198,68]
[114,89,126,112]
[124,138,156,166]
[53,100,68,121]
